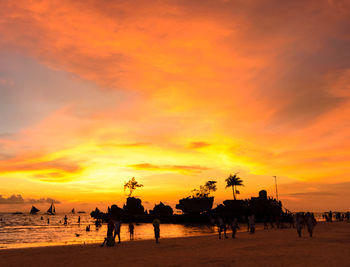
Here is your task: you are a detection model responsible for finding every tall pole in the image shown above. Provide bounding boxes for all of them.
[273,176,279,201]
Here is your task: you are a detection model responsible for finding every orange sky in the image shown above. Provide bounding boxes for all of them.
[0,0,350,212]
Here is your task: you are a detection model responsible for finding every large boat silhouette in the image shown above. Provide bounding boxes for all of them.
[176,196,214,214]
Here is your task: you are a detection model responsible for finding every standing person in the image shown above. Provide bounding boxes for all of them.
[113,218,121,243]
[47,218,50,224]
[64,215,68,226]
[129,223,135,240]
[152,217,160,243]
[230,218,239,239]
[306,213,317,237]
[263,215,268,230]
[101,217,115,247]
[346,212,350,223]
[248,214,255,234]
[78,216,81,225]
[295,213,303,237]
[217,216,227,239]
[328,211,333,222]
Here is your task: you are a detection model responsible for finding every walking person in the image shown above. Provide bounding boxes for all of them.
[129,223,134,240]
[152,217,160,243]
[306,213,317,237]
[248,214,255,234]
[217,216,228,239]
[64,215,68,226]
[328,211,333,222]
[295,213,303,237]
[113,218,121,243]
[263,215,268,230]
[230,218,239,238]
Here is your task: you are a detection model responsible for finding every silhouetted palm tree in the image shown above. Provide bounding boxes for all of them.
[225,173,244,200]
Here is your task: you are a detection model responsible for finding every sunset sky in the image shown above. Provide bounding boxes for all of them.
[0,0,350,212]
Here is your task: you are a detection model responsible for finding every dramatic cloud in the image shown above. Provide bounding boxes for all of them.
[0,0,349,210]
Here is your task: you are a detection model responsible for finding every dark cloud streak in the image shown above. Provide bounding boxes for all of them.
[0,194,60,205]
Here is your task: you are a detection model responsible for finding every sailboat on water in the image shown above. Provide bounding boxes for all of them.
[47,203,56,215]
[30,206,40,215]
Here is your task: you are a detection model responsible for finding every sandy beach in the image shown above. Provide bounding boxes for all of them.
[1,222,349,267]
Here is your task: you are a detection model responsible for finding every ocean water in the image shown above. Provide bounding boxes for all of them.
[0,212,327,249]
[0,213,218,249]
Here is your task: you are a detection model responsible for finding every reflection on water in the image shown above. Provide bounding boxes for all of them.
[0,213,216,249]
[0,212,326,249]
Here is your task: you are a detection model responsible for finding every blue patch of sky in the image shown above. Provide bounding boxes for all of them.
[0,51,135,135]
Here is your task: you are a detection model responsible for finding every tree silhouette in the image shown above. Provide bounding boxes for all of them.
[124,177,143,197]
[225,173,244,200]
[191,180,217,198]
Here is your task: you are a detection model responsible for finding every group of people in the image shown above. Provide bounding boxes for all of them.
[215,212,319,240]
[99,211,324,247]
[215,216,241,239]
[295,212,317,237]
[39,215,81,225]
[101,217,161,247]
[323,211,350,222]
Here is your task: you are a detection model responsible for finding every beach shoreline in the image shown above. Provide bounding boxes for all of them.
[1,222,349,267]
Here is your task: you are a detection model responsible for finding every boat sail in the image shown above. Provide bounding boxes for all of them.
[47,203,56,215]
[30,206,40,214]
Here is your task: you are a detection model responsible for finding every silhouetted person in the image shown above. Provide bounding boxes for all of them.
[78,216,81,225]
[101,218,115,247]
[263,215,268,230]
[346,212,350,223]
[129,223,135,240]
[230,218,239,238]
[86,225,90,231]
[248,215,255,234]
[328,211,333,222]
[47,218,50,224]
[306,213,317,237]
[64,215,68,226]
[40,216,44,220]
[113,219,121,243]
[217,216,227,239]
[295,213,303,237]
[289,215,295,228]
[152,217,160,243]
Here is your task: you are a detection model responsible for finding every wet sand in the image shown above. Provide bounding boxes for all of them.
[1,222,350,267]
